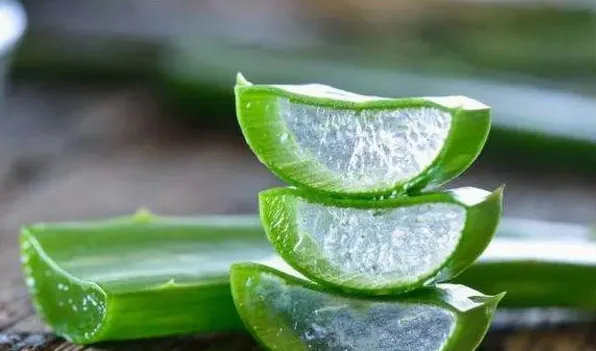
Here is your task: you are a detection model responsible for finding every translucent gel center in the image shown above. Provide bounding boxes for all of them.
[296,200,466,281]
[280,99,452,188]
[252,275,456,351]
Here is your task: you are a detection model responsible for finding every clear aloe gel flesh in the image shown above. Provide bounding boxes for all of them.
[230,262,504,351]
[20,212,273,344]
[259,186,503,295]
[235,73,491,197]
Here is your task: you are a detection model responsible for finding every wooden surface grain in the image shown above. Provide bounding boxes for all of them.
[0,82,595,350]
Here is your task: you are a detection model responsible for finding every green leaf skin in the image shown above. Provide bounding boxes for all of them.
[259,186,503,296]
[455,238,596,309]
[20,212,272,344]
[235,73,491,198]
[230,262,504,351]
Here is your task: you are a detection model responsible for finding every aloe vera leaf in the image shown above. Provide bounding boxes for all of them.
[235,74,491,197]
[20,212,273,344]
[497,217,595,241]
[259,186,503,295]
[22,211,592,346]
[230,261,504,351]
[455,238,596,309]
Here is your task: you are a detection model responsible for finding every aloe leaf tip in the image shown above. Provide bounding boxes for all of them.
[236,72,252,87]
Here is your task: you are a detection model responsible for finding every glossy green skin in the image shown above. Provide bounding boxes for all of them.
[454,236,596,309]
[259,186,503,296]
[457,261,596,309]
[20,212,273,344]
[230,262,504,351]
[235,76,491,198]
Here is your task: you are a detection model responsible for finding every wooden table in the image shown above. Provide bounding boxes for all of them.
[1,82,595,350]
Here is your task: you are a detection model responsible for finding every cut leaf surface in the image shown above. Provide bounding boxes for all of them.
[20,213,273,344]
[230,262,503,351]
[260,186,503,295]
[235,73,491,197]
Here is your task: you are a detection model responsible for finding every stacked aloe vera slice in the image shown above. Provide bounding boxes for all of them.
[232,73,505,351]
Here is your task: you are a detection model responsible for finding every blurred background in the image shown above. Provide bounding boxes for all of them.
[0,1,595,262]
[1,0,594,230]
[0,0,594,348]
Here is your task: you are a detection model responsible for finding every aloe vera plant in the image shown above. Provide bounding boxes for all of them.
[20,212,272,344]
[260,186,502,295]
[20,75,506,348]
[235,73,491,197]
[230,261,503,351]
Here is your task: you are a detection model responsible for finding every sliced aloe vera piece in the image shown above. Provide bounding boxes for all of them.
[260,186,502,295]
[455,238,596,309]
[235,74,491,197]
[20,212,272,344]
[231,261,503,351]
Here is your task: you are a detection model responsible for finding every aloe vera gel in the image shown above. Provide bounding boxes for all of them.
[231,262,503,351]
[234,74,504,350]
[260,186,502,294]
